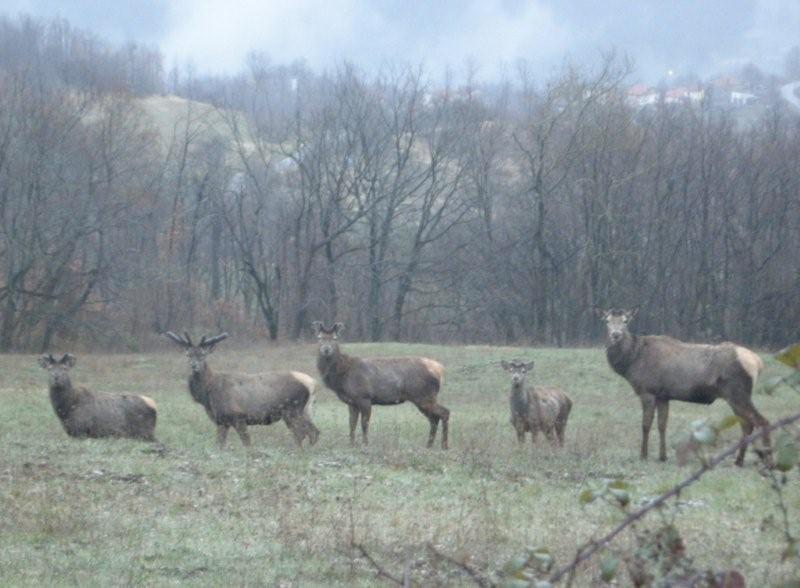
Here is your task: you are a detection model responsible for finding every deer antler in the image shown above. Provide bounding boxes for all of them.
[164,331,191,347]
[183,331,194,347]
[201,333,229,348]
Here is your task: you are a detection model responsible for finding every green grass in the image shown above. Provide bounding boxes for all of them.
[0,344,797,586]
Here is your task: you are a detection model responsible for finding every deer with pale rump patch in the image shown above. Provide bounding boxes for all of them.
[596,307,769,465]
[313,322,450,448]
[38,353,158,441]
[501,360,572,447]
[165,332,319,448]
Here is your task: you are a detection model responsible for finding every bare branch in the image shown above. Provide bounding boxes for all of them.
[549,412,800,585]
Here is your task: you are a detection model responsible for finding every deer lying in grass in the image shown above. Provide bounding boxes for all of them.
[165,332,319,448]
[501,360,572,447]
[38,353,158,441]
[596,307,769,465]
[313,321,449,448]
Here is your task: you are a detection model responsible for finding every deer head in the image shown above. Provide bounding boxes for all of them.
[595,307,639,344]
[164,331,229,373]
[312,321,344,358]
[39,353,77,386]
[501,359,535,386]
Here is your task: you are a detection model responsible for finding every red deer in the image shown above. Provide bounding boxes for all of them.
[596,308,769,465]
[501,360,572,447]
[165,332,319,448]
[313,322,449,448]
[38,353,157,441]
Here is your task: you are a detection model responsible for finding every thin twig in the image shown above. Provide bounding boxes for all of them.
[426,543,494,588]
[549,411,800,585]
[352,542,405,586]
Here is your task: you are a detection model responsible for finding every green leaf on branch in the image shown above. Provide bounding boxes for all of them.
[600,554,619,582]
[501,579,531,588]
[579,488,596,504]
[775,431,799,472]
[609,487,630,508]
[691,422,716,445]
[762,375,786,395]
[504,554,529,576]
[717,415,741,431]
[776,343,800,370]
[531,547,554,572]
[781,539,799,562]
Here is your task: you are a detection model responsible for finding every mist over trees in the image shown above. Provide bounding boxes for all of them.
[0,14,798,352]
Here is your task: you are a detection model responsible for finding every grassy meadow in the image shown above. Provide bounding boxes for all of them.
[0,343,797,586]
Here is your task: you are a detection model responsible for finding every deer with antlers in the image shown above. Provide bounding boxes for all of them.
[165,332,319,448]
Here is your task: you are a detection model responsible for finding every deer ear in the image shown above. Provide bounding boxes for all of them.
[627,307,639,320]
[60,353,76,368]
[525,361,535,371]
[311,321,324,335]
[333,322,345,336]
[38,355,53,369]
[501,360,510,371]
[593,306,607,320]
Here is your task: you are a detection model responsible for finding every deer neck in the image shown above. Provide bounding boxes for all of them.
[509,381,529,412]
[49,379,79,421]
[317,348,351,390]
[606,331,639,377]
[189,363,213,406]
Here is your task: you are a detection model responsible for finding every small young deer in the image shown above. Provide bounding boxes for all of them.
[165,332,319,448]
[596,307,769,465]
[38,353,158,441]
[313,321,449,448]
[501,360,572,447]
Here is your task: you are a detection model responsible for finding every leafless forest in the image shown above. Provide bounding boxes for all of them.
[1,15,798,352]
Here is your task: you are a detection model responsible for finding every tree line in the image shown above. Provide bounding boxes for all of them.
[1,15,798,352]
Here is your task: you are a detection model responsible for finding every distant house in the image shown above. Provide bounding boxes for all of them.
[626,84,658,107]
[730,91,757,106]
[664,87,705,104]
[711,75,742,92]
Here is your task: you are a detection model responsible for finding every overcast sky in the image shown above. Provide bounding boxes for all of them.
[4,0,800,82]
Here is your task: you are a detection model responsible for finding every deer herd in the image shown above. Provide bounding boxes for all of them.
[35,308,773,466]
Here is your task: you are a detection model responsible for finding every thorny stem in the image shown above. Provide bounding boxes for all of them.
[550,411,800,586]
[352,543,405,586]
[766,460,797,551]
[426,543,494,588]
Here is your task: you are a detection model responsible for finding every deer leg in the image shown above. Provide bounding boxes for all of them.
[735,416,754,467]
[359,402,372,446]
[348,404,359,446]
[234,421,252,447]
[435,403,449,450]
[514,421,526,445]
[284,414,306,447]
[216,424,229,448]
[417,403,440,448]
[656,399,669,462]
[291,410,319,447]
[731,399,771,467]
[556,418,567,447]
[640,394,656,460]
[305,417,320,446]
